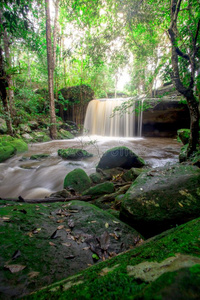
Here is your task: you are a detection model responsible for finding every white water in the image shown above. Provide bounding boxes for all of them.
[0,137,181,199]
[84,98,143,137]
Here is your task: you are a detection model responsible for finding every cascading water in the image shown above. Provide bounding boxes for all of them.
[83,98,143,137]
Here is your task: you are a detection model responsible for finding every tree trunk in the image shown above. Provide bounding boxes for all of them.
[45,0,57,139]
[0,46,13,136]
[3,29,16,121]
[168,0,199,156]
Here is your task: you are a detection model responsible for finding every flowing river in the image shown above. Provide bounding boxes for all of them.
[0,136,181,199]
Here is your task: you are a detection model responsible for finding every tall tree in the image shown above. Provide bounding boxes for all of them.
[45,0,57,139]
[168,0,199,156]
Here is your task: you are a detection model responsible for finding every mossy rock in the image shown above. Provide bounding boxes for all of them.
[30,154,50,160]
[33,131,51,142]
[63,168,91,193]
[0,200,143,299]
[24,217,200,300]
[58,148,93,160]
[82,181,115,197]
[0,135,28,162]
[122,168,145,182]
[0,145,16,162]
[177,128,190,145]
[97,147,145,170]
[58,129,75,139]
[120,164,200,238]
[89,172,102,184]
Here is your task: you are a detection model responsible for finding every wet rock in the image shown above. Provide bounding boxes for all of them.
[120,164,200,238]
[49,189,72,198]
[28,121,39,130]
[30,154,50,160]
[97,147,145,170]
[82,182,115,197]
[58,148,93,160]
[63,168,91,193]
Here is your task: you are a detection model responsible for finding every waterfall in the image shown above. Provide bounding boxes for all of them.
[83,98,143,137]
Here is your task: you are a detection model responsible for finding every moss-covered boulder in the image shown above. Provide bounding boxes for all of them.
[97,147,145,170]
[0,145,16,162]
[82,182,115,197]
[0,135,28,162]
[177,128,190,145]
[58,129,75,139]
[63,168,91,193]
[120,164,200,238]
[33,131,51,142]
[0,199,143,299]
[58,148,93,160]
[24,217,200,300]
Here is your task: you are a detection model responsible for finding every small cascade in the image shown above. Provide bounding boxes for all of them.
[83,98,143,137]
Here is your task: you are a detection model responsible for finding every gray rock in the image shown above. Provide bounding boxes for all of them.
[97,147,145,170]
[120,164,200,238]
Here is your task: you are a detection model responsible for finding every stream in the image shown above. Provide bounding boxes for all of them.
[0,136,181,199]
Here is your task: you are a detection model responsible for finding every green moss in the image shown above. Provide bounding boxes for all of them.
[177,129,190,145]
[0,135,28,162]
[0,145,16,162]
[63,168,91,192]
[58,148,93,159]
[82,181,115,197]
[25,217,200,299]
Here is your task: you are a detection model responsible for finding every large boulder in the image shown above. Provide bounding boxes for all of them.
[0,199,143,299]
[63,168,91,193]
[24,217,200,300]
[120,164,200,238]
[0,135,28,162]
[97,147,145,170]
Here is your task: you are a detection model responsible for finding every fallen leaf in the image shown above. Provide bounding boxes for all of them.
[112,220,119,224]
[65,228,71,232]
[4,264,26,273]
[83,247,90,251]
[12,250,21,260]
[56,219,64,223]
[28,271,40,278]
[105,222,109,228]
[62,242,71,247]
[57,225,64,230]
[49,242,56,246]
[178,202,184,207]
[91,221,97,223]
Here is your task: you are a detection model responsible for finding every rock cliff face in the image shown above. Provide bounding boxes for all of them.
[142,99,190,137]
